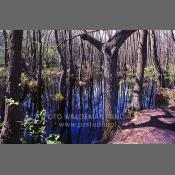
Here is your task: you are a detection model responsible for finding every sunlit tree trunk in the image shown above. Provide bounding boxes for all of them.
[81,30,136,118]
[54,30,67,97]
[103,47,119,118]
[150,30,165,87]
[132,30,148,111]
[0,30,23,144]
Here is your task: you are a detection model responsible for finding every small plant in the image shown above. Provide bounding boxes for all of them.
[21,110,62,144]
[46,134,61,144]
[0,67,6,78]
[0,122,3,130]
[119,74,135,86]
[43,67,61,78]
[53,92,65,101]
[164,64,175,88]
[144,67,159,81]
[5,98,19,106]
[22,110,46,143]
[20,73,29,86]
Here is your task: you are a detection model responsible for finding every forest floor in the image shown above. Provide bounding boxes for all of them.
[109,105,175,144]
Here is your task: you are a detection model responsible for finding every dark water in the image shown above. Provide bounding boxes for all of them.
[0,75,157,144]
[21,75,157,144]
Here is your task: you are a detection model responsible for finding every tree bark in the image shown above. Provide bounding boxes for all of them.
[68,30,76,76]
[3,30,9,68]
[81,30,136,118]
[103,49,119,118]
[32,30,37,78]
[150,30,165,87]
[54,30,67,97]
[0,30,23,144]
[37,30,43,112]
[132,30,148,111]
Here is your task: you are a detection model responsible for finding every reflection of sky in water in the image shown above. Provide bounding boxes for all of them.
[16,77,158,144]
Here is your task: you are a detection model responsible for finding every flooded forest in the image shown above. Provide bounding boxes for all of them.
[0,30,175,144]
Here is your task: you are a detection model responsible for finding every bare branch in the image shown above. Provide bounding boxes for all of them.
[108,30,137,49]
[80,32,103,51]
[171,30,175,43]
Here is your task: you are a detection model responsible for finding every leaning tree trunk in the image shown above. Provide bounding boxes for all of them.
[132,30,148,111]
[150,30,165,87]
[0,30,23,144]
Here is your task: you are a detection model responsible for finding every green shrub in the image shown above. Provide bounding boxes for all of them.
[43,67,61,78]
[144,67,159,82]
[144,66,159,81]
[0,67,6,78]
[165,64,175,87]
[21,110,61,144]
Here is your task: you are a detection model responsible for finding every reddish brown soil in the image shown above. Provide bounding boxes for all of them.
[110,106,175,144]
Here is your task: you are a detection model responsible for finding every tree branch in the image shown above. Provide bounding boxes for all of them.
[80,32,103,51]
[108,30,137,49]
[171,30,175,43]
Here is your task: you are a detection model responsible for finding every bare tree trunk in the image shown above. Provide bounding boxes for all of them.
[103,49,118,118]
[68,30,75,76]
[150,30,165,87]
[37,30,43,112]
[54,30,67,97]
[0,30,23,144]
[132,30,148,111]
[79,38,85,81]
[81,30,136,119]
[3,30,9,68]
[32,30,37,78]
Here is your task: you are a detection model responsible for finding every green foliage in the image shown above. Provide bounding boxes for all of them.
[0,67,6,89]
[0,67,6,78]
[119,74,135,85]
[43,67,61,78]
[21,110,61,144]
[0,122,3,130]
[22,110,47,143]
[144,67,159,81]
[165,64,175,87]
[43,47,57,66]
[20,73,29,86]
[0,48,4,65]
[46,134,61,144]
[47,47,57,59]
[53,92,65,101]
[5,98,19,106]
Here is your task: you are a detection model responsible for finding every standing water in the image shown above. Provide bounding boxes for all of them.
[0,75,157,144]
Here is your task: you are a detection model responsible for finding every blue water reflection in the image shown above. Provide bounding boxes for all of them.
[22,76,157,144]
